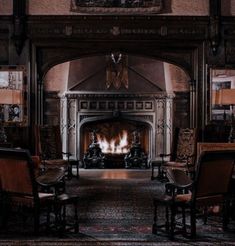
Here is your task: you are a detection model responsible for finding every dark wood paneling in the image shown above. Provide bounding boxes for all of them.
[173,92,190,128]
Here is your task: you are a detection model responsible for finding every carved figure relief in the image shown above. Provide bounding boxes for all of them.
[106,53,128,89]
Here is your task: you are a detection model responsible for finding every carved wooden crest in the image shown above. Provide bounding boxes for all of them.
[106,53,128,89]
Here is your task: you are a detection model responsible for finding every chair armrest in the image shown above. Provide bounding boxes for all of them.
[165,181,193,197]
[62,152,72,157]
[36,168,65,188]
[166,182,193,190]
[62,152,72,161]
[159,153,172,158]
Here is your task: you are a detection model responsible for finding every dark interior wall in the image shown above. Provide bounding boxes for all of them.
[128,56,166,90]
[2,0,235,150]
[68,56,106,90]
[0,17,10,64]
[173,92,190,128]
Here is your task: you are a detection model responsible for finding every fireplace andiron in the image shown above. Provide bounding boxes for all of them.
[124,131,149,169]
[83,131,105,168]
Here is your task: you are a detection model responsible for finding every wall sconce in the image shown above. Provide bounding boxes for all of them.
[217,88,235,143]
[212,89,226,120]
[0,89,23,105]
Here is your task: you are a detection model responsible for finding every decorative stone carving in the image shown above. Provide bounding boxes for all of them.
[124,130,148,169]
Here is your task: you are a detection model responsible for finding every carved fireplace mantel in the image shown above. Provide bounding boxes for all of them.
[61,91,174,164]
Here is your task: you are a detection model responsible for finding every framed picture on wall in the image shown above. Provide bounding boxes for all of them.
[210,68,235,122]
[0,66,27,125]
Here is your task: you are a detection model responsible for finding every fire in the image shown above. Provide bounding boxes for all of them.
[97,130,129,154]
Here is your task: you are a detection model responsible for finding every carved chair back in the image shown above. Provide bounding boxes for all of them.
[35,125,63,160]
[173,127,197,165]
[0,147,38,201]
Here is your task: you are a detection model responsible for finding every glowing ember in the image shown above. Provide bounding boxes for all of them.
[97,130,129,154]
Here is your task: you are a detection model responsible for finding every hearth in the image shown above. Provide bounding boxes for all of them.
[61,92,174,166]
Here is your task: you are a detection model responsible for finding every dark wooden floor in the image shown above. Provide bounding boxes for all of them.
[78,168,152,180]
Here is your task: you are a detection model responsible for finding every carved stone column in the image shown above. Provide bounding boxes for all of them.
[60,95,68,154]
[189,79,197,128]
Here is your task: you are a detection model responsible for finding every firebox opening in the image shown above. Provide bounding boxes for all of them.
[81,119,150,168]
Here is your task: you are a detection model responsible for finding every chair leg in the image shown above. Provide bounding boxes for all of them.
[152,203,158,234]
[182,206,186,235]
[76,162,79,179]
[74,200,79,233]
[54,203,61,234]
[170,204,176,239]
[34,206,40,235]
[62,204,66,234]
[46,205,51,232]
[203,207,208,225]
[165,206,169,232]
[151,164,155,180]
[1,197,9,230]
[223,200,230,231]
[190,207,196,238]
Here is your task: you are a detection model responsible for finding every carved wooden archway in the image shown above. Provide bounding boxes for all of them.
[28,15,207,129]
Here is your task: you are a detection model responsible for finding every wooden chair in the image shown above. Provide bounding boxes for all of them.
[0,147,79,235]
[35,125,73,178]
[152,150,235,239]
[0,147,55,234]
[151,128,197,180]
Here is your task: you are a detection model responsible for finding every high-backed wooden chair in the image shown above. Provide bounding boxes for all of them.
[152,128,197,180]
[35,125,71,177]
[152,150,235,239]
[0,147,55,234]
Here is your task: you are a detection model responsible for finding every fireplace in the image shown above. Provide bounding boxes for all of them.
[81,119,149,168]
[61,92,174,167]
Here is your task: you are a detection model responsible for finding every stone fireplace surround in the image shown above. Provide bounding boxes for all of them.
[61,92,174,165]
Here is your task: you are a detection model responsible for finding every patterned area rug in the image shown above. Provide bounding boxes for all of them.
[1,169,235,245]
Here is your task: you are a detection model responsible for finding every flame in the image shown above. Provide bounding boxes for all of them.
[97,130,129,154]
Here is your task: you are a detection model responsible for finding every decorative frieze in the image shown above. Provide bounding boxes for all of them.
[29,25,207,39]
[79,99,154,112]
[27,16,208,40]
